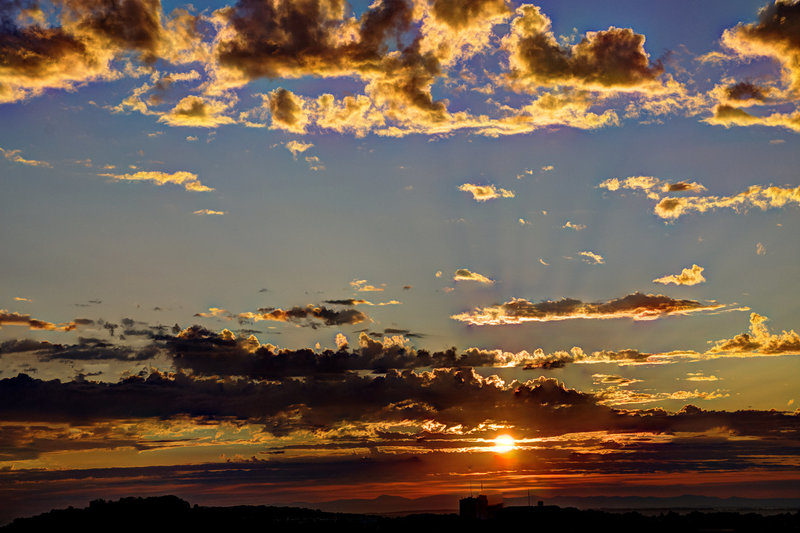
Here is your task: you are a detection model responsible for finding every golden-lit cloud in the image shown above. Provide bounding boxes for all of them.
[596,386,729,406]
[157,95,236,128]
[99,170,213,192]
[267,88,310,133]
[350,279,384,292]
[502,5,663,91]
[453,268,494,284]
[602,175,800,220]
[0,310,79,331]
[599,175,706,200]
[579,251,604,264]
[685,373,720,382]
[655,184,800,220]
[720,0,800,94]
[562,220,585,231]
[0,147,51,167]
[451,292,724,325]
[709,313,800,355]
[193,209,225,216]
[285,140,313,159]
[323,298,400,306]
[653,264,706,286]
[458,182,515,201]
[704,104,800,132]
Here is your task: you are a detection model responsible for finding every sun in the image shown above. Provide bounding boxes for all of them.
[492,434,515,453]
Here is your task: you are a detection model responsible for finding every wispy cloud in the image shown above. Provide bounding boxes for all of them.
[99,171,213,192]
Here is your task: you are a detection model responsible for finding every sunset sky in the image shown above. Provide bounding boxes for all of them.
[2,0,800,522]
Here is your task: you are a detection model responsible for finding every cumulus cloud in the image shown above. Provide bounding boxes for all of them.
[453,268,494,284]
[99,170,213,192]
[721,0,800,94]
[451,292,725,325]
[653,264,706,286]
[502,5,663,91]
[458,182,515,201]
[710,313,800,356]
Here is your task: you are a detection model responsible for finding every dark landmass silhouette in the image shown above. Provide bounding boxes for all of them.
[2,495,799,533]
[290,492,800,515]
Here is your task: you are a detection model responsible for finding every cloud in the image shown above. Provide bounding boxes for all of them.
[451,292,725,325]
[654,184,800,220]
[721,0,800,94]
[653,264,706,286]
[599,176,706,200]
[99,170,213,192]
[602,176,800,220]
[285,140,313,159]
[562,221,585,231]
[0,147,51,167]
[704,104,800,132]
[579,251,604,264]
[685,373,720,382]
[592,374,641,387]
[267,88,310,133]
[0,310,81,331]
[709,313,800,356]
[453,268,493,284]
[196,305,369,327]
[157,96,236,128]
[757,242,766,255]
[323,299,400,306]
[350,279,384,292]
[0,0,183,104]
[458,183,515,201]
[595,386,729,406]
[502,5,663,91]
[193,209,225,215]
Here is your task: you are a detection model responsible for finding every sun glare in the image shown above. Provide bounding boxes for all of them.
[493,434,515,453]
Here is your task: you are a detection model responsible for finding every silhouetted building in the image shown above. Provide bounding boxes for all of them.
[459,495,502,520]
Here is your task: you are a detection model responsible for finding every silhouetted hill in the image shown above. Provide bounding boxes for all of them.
[2,495,799,532]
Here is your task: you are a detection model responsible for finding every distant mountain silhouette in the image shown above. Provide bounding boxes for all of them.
[2,495,799,532]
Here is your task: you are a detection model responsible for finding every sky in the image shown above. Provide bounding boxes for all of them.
[1,0,800,522]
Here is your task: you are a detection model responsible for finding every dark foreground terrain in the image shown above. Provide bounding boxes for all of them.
[2,495,799,532]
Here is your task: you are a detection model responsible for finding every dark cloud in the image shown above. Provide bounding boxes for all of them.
[504,6,662,90]
[255,304,368,327]
[725,80,769,101]
[0,310,81,331]
[430,0,509,30]
[61,0,163,59]
[2,370,799,446]
[323,298,369,306]
[451,292,724,325]
[0,336,157,361]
